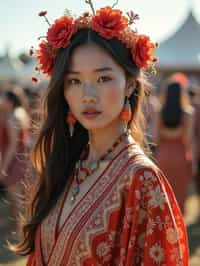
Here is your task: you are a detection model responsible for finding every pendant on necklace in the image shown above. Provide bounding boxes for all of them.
[89,161,99,172]
[70,184,80,204]
[70,130,130,204]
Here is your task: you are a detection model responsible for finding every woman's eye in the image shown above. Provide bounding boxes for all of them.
[68,79,81,85]
[98,76,112,83]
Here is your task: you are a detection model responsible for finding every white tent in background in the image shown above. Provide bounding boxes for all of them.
[0,53,24,81]
[0,52,48,86]
[156,12,200,71]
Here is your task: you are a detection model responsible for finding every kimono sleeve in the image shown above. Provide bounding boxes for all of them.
[126,166,189,266]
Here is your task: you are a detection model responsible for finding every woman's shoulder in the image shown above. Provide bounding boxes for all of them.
[126,144,161,181]
[131,156,160,180]
[14,107,30,129]
[182,107,194,127]
[125,151,177,209]
[127,143,172,187]
[183,106,194,118]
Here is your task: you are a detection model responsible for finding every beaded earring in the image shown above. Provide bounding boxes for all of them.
[119,96,132,121]
[66,111,76,137]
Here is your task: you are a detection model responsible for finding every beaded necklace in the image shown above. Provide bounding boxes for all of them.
[70,130,130,204]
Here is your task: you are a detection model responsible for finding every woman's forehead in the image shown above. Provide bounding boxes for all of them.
[68,43,122,73]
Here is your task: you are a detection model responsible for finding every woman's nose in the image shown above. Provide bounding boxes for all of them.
[82,84,98,103]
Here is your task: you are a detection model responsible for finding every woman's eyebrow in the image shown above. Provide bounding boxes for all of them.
[94,67,113,73]
[66,67,113,75]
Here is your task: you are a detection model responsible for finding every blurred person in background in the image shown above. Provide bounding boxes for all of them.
[0,89,30,214]
[154,81,194,213]
[189,84,200,212]
[144,89,160,157]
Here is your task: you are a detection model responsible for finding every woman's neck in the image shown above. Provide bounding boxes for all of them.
[87,121,127,164]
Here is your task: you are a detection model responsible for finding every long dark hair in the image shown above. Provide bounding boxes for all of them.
[161,82,184,128]
[12,28,149,255]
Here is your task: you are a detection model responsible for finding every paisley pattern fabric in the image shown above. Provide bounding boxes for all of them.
[26,139,189,266]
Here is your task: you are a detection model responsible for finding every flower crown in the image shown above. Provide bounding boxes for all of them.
[30,0,158,82]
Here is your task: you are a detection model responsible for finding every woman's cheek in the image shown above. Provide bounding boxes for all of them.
[104,86,124,104]
[64,87,79,105]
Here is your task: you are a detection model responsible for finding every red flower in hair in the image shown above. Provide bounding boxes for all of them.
[36,41,55,75]
[132,35,155,68]
[92,7,128,39]
[47,16,77,48]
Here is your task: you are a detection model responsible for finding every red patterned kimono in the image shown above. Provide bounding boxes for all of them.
[27,138,189,265]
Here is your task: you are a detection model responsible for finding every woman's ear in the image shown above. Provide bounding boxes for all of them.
[126,78,136,97]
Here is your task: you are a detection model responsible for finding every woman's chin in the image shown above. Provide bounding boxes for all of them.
[83,124,106,131]
[78,116,119,131]
[80,120,110,131]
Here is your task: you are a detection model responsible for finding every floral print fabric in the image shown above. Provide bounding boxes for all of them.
[27,143,189,265]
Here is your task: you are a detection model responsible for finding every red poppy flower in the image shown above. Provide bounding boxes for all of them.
[132,35,155,68]
[92,7,128,39]
[36,41,55,76]
[47,16,77,48]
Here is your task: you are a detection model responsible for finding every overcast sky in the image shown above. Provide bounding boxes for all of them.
[0,0,199,56]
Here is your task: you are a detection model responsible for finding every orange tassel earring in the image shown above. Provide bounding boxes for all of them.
[66,111,76,137]
[119,97,132,121]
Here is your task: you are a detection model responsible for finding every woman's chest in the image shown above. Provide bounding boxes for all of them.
[40,168,133,265]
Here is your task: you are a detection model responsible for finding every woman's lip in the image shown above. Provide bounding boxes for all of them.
[82,111,101,114]
[82,112,101,119]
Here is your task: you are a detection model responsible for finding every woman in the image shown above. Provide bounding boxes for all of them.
[13,4,188,265]
[155,81,194,214]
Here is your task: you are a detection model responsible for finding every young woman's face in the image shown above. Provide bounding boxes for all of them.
[64,42,130,131]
